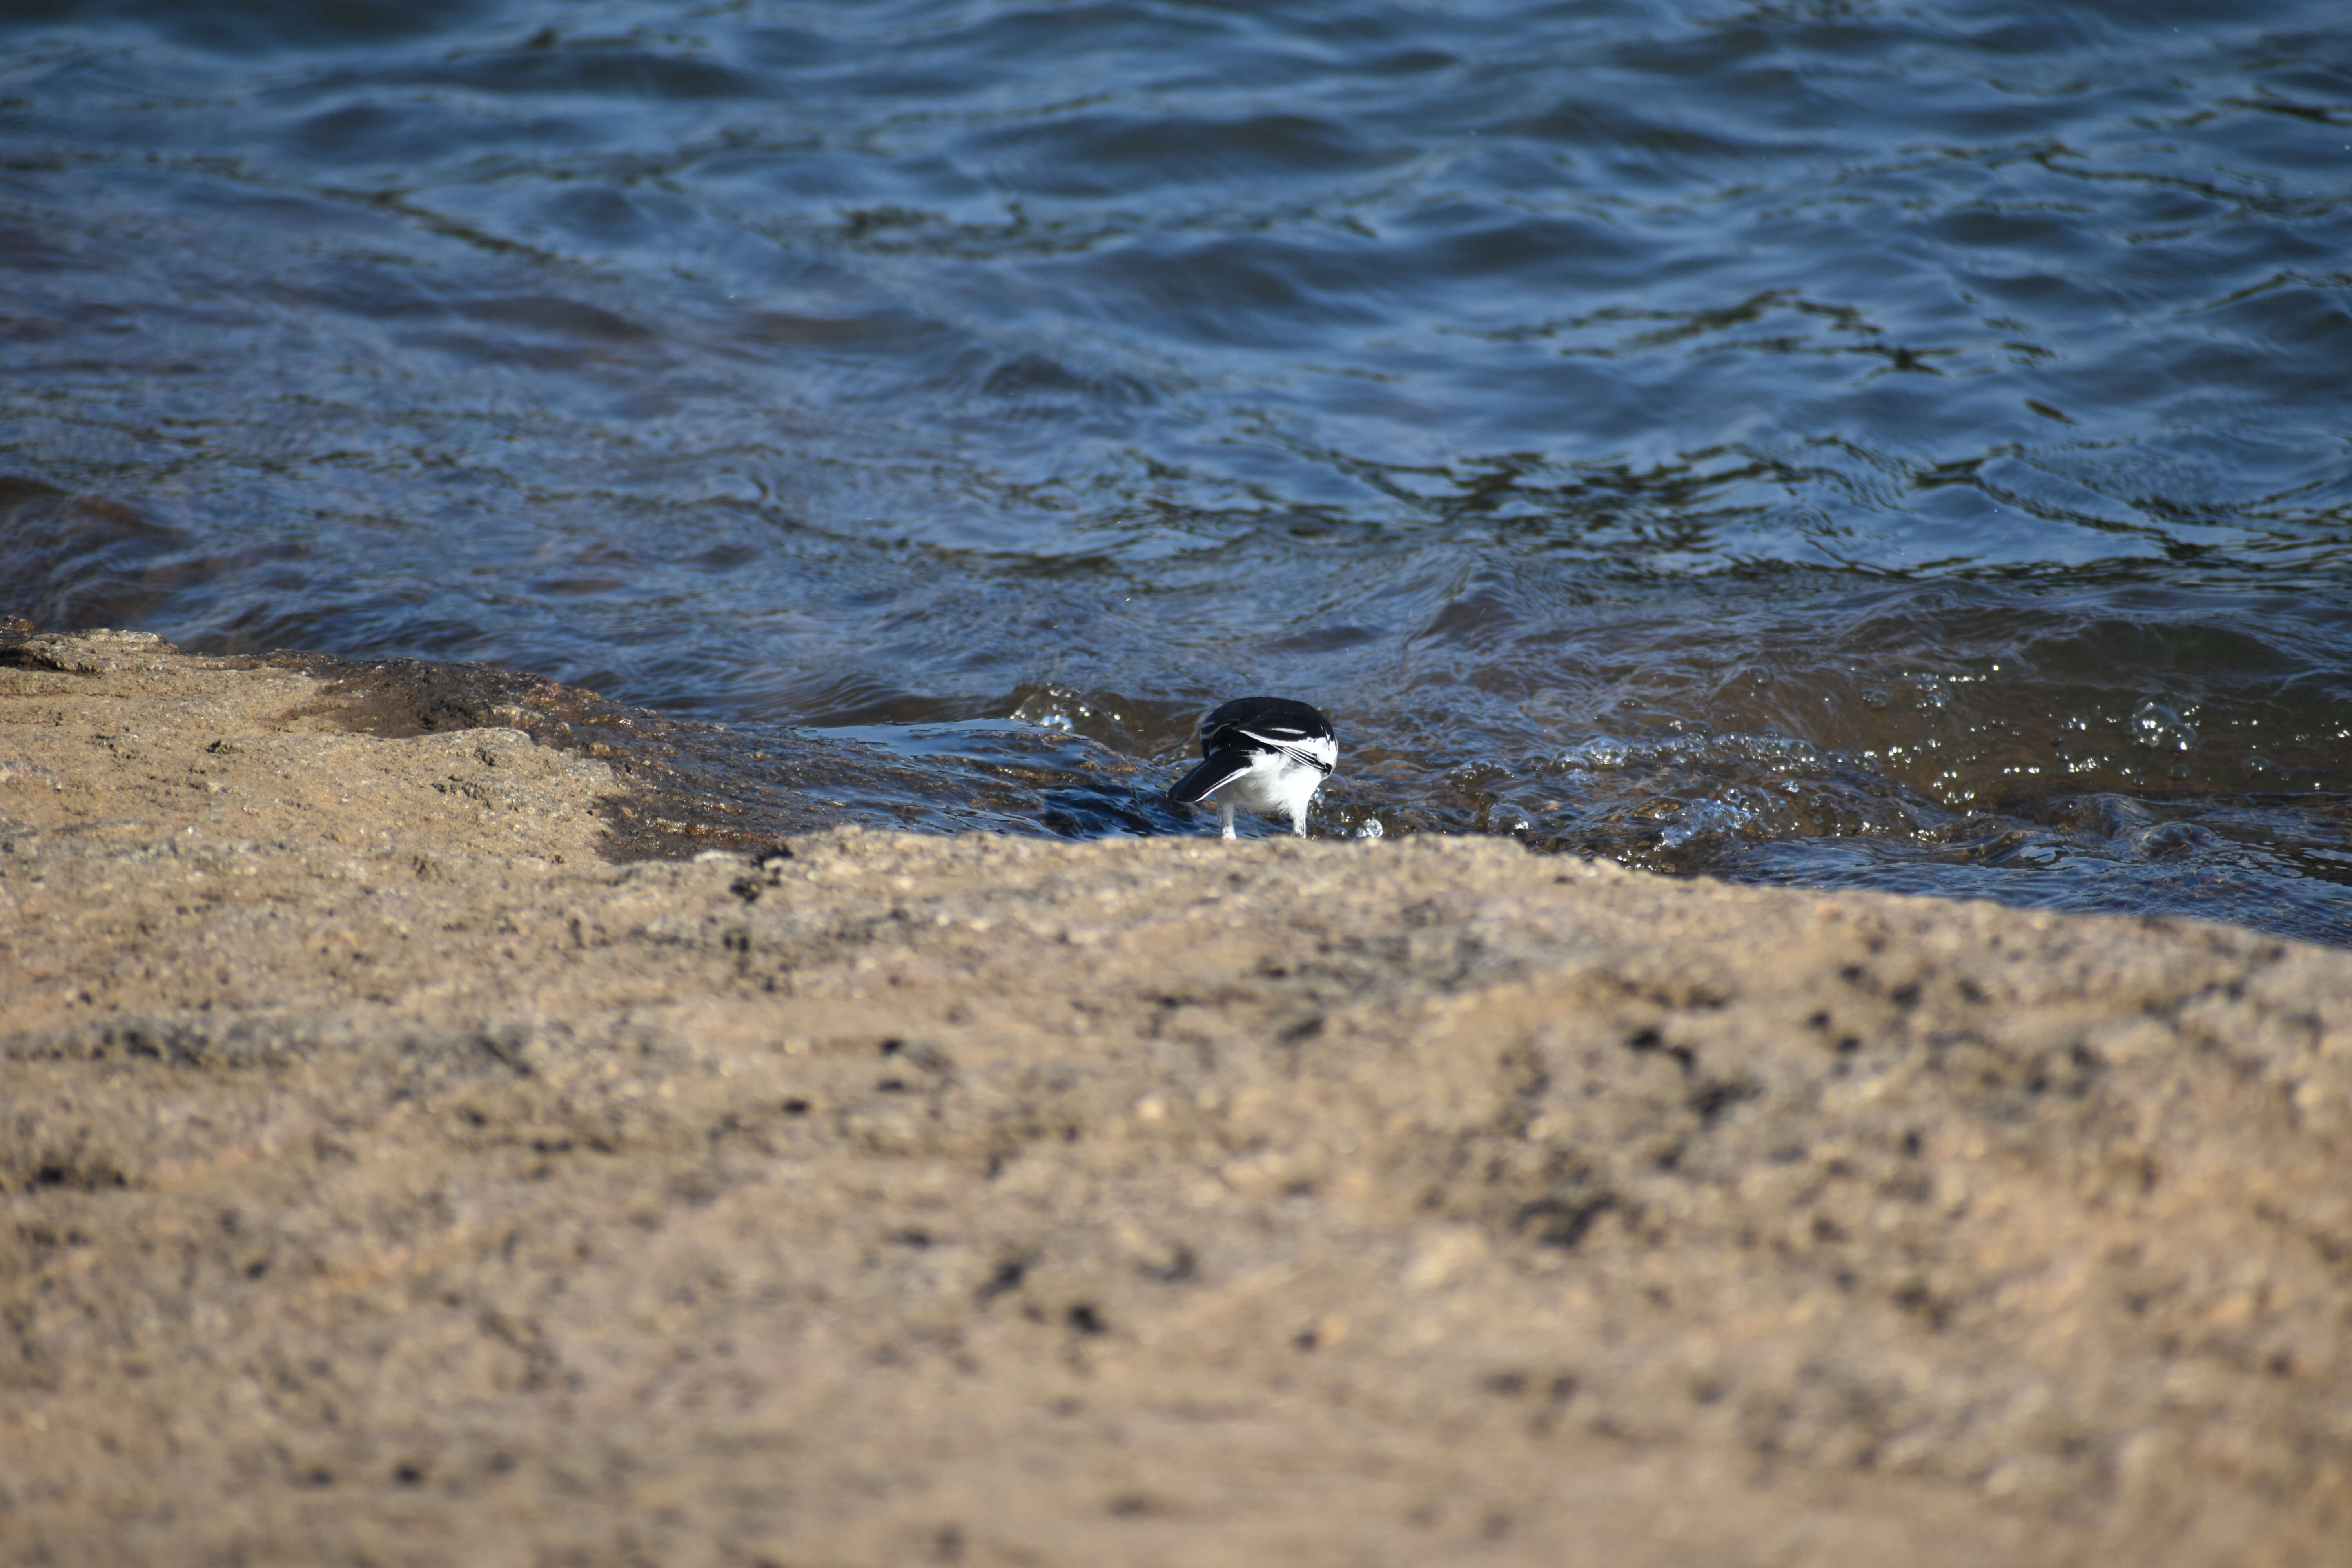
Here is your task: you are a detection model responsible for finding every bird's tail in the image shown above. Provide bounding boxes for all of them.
[1168,749,1254,804]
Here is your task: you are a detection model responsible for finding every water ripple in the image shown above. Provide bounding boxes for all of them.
[2,0,2349,941]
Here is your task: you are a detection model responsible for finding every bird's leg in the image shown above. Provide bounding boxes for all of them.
[1220,803,1236,840]
[1289,803,1307,838]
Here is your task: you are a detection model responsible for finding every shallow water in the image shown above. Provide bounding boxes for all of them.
[4,0,2349,943]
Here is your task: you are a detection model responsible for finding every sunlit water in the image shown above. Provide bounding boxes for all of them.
[5,0,2349,944]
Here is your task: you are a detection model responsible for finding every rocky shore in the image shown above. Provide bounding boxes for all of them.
[3,629,2347,1566]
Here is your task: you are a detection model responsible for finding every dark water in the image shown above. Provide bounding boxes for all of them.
[5,0,2351,944]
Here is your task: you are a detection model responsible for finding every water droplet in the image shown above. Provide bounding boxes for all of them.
[1861,688,1891,710]
[2128,700,2196,752]
[1561,739,1631,768]
[1355,817,1384,840]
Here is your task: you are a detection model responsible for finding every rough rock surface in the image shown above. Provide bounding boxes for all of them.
[2,630,2348,1566]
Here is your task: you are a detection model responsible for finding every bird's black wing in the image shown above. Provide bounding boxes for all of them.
[1200,696,1333,748]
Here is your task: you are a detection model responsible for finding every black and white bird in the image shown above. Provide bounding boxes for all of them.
[1167,696,1337,839]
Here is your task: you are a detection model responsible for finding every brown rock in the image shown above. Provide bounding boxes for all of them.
[2,631,2347,1565]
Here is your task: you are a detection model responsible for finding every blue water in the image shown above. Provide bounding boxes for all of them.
[5,0,2350,943]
